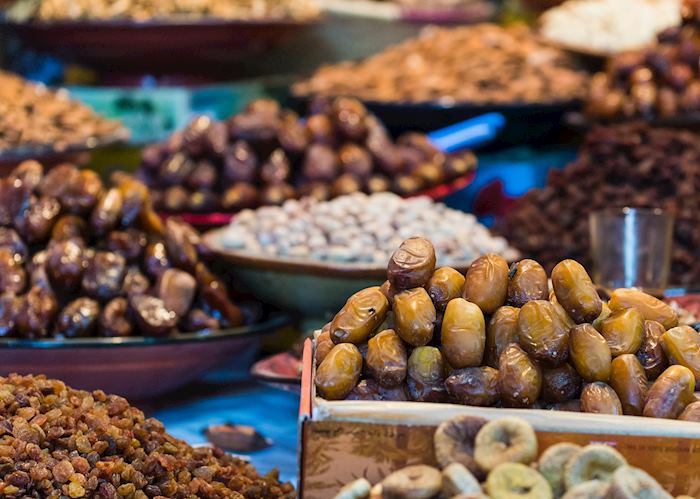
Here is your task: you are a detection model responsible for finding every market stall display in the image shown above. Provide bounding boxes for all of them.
[138,98,477,216]
[0,71,127,161]
[292,24,588,105]
[334,415,676,499]
[0,161,246,339]
[495,122,700,285]
[6,0,320,22]
[314,236,700,423]
[585,9,700,120]
[0,373,295,498]
[539,0,682,56]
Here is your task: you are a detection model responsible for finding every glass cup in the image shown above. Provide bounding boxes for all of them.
[589,207,674,297]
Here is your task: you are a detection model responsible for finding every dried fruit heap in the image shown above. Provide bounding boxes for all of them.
[0,71,124,153]
[0,373,295,498]
[496,122,700,285]
[0,161,243,339]
[315,237,700,421]
[138,98,476,213]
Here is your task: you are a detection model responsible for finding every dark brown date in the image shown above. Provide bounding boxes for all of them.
[81,251,126,302]
[541,364,582,403]
[445,366,499,407]
[129,295,178,337]
[56,298,100,338]
[636,320,669,380]
[580,382,623,415]
[387,237,436,291]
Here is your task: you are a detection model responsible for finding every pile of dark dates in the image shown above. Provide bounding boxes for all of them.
[0,161,244,339]
[137,98,476,213]
[495,122,700,286]
[586,8,700,120]
[315,236,700,422]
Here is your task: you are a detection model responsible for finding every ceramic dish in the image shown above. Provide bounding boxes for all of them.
[204,227,473,317]
[0,312,291,400]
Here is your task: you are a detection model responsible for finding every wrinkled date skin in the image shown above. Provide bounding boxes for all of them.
[427,267,465,311]
[498,344,542,408]
[144,242,171,279]
[315,343,363,400]
[0,247,26,295]
[156,268,197,319]
[407,346,447,402]
[90,188,124,236]
[15,286,58,338]
[643,365,696,419]
[581,382,623,415]
[660,325,700,381]
[569,324,612,382]
[551,259,603,324]
[445,366,499,407]
[518,300,570,366]
[600,308,644,357]
[441,298,485,368]
[56,298,100,338]
[366,329,407,387]
[129,295,178,337]
[51,215,87,242]
[393,288,436,347]
[315,328,335,367]
[164,218,198,272]
[507,259,548,307]
[195,263,244,328]
[122,267,150,297]
[679,401,700,422]
[107,229,147,263]
[485,306,520,368]
[609,354,648,416]
[82,251,126,303]
[15,196,61,244]
[541,364,582,403]
[98,298,134,337]
[463,254,509,314]
[387,237,436,291]
[637,320,669,380]
[609,288,678,330]
[46,239,85,293]
[330,286,389,345]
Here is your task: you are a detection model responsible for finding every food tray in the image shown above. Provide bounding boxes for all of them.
[0,312,290,400]
[298,339,700,498]
[0,18,319,75]
[159,171,476,230]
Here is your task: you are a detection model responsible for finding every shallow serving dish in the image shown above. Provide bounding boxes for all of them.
[0,312,290,400]
[204,227,471,318]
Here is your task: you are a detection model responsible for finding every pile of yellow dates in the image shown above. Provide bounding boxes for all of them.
[315,237,700,421]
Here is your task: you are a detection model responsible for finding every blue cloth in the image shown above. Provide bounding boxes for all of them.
[152,382,300,486]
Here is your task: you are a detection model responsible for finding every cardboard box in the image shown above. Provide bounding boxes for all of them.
[298,339,700,498]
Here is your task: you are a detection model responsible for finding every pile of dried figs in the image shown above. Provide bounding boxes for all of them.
[315,236,700,421]
[335,415,681,499]
[137,98,476,213]
[0,373,295,498]
[0,161,244,339]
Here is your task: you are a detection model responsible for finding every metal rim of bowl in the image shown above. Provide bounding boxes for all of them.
[0,311,291,349]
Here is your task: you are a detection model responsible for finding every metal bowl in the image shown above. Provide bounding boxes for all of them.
[0,312,290,400]
[204,228,472,318]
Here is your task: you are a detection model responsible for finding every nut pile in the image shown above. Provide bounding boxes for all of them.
[138,98,477,213]
[0,71,125,153]
[495,122,700,285]
[315,237,700,421]
[335,415,680,499]
[293,24,589,105]
[0,161,244,339]
[0,373,295,498]
[7,0,319,22]
[586,14,700,120]
[539,0,682,55]
[220,193,517,265]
